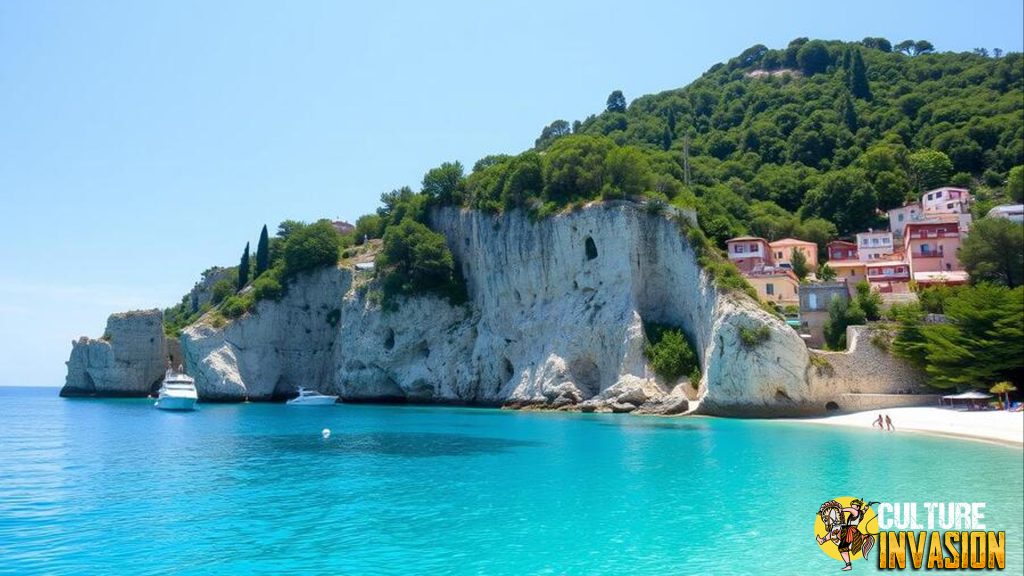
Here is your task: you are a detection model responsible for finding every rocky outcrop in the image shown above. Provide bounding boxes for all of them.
[74,202,932,416]
[429,203,818,415]
[61,309,168,397]
[180,267,349,401]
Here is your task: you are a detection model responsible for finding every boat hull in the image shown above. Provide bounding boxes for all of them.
[155,397,198,411]
[286,397,338,406]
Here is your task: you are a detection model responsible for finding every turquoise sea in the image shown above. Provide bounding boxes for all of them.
[1,386,1021,575]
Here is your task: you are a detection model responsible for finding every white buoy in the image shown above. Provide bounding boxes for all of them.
[321,428,331,439]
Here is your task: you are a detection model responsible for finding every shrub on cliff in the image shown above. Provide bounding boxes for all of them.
[220,294,252,319]
[251,268,285,301]
[644,322,700,383]
[282,220,342,279]
[376,218,466,307]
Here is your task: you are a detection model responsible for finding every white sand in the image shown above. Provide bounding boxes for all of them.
[795,407,1024,447]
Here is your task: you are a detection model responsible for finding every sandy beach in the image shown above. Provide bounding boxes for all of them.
[795,407,1024,447]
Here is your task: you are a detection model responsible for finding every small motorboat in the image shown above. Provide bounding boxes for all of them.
[286,387,339,406]
[155,367,198,411]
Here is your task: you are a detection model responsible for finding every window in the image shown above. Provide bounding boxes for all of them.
[946,203,953,209]
[936,191,943,198]
[884,268,893,275]
[898,214,904,222]
[946,263,952,271]
[921,243,930,254]
[776,251,782,259]
[765,283,775,296]
[734,245,744,254]
[882,237,890,245]
[749,243,758,251]
[872,238,879,246]
[927,193,933,200]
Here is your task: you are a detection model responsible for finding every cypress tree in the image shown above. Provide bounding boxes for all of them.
[842,93,858,131]
[849,49,872,100]
[255,225,270,277]
[238,242,250,291]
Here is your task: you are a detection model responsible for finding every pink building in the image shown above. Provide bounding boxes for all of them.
[865,260,911,293]
[769,238,818,272]
[903,216,965,280]
[827,240,858,261]
[725,236,772,273]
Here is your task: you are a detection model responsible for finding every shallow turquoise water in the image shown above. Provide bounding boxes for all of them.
[1,387,1021,575]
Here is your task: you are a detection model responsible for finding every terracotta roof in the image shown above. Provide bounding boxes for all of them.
[726,236,768,243]
[769,238,816,247]
[826,261,867,268]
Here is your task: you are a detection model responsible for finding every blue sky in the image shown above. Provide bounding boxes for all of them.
[1,0,1022,387]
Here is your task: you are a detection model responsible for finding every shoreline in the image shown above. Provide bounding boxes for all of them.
[784,407,1024,448]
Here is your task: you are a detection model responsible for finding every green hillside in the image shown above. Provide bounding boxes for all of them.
[189,38,1023,327]
[456,38,1023,245]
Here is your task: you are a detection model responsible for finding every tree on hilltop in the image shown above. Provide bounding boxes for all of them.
[606,90,627,113]
[238,243,250,291]
[255,225,270,277]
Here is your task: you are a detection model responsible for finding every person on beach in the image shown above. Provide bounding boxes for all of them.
[884,414,894,432]
[872,414,884,429]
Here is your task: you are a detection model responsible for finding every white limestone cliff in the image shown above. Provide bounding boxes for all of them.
[180,267,349,400]
[61,309,168,397]
[74,202,926,416]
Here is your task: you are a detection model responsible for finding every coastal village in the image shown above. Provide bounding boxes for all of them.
[725,187,1023,347]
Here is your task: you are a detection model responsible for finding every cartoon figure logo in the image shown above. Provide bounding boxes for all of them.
[814,497,879,571]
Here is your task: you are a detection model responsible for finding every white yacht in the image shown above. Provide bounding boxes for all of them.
[155,367,198,411]
[286,387,339,406]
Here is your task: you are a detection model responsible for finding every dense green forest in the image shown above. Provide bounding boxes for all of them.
[471,38,1023,247]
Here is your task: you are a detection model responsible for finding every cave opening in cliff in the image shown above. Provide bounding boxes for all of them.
[569,357,600,397]
[585,237,598,260]
[502,357,514,383]
[825,401,840,411]
[384,328,395,350]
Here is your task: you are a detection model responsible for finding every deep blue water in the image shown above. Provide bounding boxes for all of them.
[1,386,1021,575]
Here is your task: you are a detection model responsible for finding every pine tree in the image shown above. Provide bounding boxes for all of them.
[849,49,872,100]
[255,225,270,277]
[238,242,250,291]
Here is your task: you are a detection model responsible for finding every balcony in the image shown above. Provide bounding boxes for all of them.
[912,251,944,259]
[909,231,958,240]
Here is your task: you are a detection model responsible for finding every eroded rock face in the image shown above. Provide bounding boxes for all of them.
[429,204,813,415]
[61,309,167,397]
[82,203,925,416]
[180,267,349,401]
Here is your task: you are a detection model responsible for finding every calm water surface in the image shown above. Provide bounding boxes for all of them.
[1,387,1021,575]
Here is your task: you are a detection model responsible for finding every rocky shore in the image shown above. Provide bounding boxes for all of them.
[63,203,933,417]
